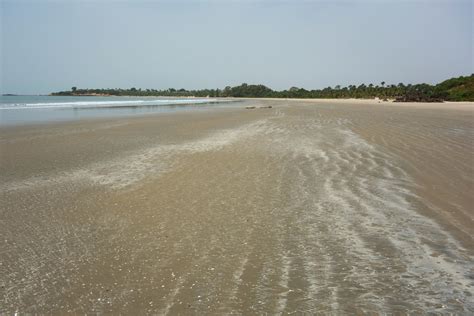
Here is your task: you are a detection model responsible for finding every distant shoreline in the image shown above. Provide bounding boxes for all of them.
[45,94,474,106]
[4,94,473,107]
[49,74,474,102]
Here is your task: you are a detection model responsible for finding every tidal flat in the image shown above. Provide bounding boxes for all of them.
[1,100,473,313]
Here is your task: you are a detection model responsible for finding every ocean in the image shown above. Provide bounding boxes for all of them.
[0,95,229,126]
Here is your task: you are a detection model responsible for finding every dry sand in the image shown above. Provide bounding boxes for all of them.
[1,100,473,313]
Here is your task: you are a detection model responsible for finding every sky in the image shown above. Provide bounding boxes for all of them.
[1,0,472,94]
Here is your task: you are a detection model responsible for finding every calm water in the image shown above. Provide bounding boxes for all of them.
[0,95,233,126]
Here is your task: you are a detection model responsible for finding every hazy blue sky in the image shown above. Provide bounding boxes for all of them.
[1,0,472,94]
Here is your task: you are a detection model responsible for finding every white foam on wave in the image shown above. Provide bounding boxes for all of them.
[0,98,218,110]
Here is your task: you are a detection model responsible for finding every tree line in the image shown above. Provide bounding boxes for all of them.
[52,74,473,102]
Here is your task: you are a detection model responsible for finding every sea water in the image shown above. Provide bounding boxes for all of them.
[0,95,230,126]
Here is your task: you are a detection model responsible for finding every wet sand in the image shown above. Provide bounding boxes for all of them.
[1,100,473,313]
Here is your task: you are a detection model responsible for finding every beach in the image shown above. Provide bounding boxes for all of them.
[1,99,473,313]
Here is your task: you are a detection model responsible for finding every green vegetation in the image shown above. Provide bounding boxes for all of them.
[52,74,474,102]
[434,75,474,101]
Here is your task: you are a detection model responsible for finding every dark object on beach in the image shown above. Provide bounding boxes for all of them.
[259,105,273,109]
[245,106,256,109]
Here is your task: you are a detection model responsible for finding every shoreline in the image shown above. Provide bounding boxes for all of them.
[1,96,473,129]
[0,98,244,127]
